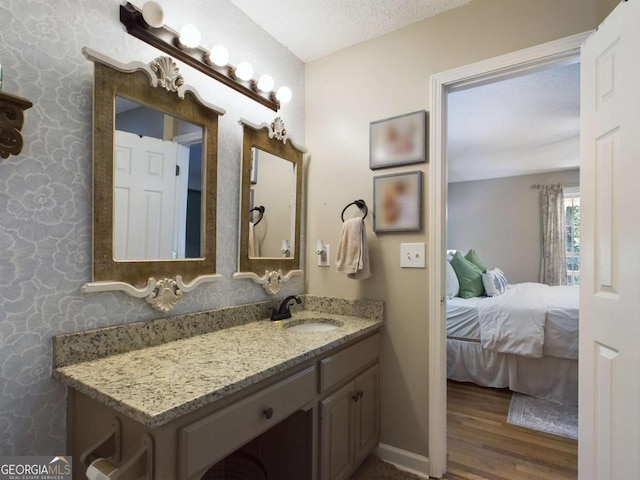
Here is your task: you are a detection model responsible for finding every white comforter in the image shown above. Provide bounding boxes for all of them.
[477,283,576,358]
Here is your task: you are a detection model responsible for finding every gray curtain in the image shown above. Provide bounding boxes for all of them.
[539,185,567,286]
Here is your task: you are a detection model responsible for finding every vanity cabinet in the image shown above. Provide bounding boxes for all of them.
[64,330,380,480]
[318,335,380,480]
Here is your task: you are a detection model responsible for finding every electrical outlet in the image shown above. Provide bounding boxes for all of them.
[400,243,426,268]
[318,244,331,267]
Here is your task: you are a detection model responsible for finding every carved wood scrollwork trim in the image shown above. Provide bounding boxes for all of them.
[270,117,287,142]
[82,274,224,311]
[145,278,183,312]
[150,56,184,93]
[0,91,33,159]
[231,270,304,295]
[262,270,283,295]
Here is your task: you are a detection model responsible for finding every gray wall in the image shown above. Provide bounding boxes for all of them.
[447,169,579,283]
[0,0,303,455]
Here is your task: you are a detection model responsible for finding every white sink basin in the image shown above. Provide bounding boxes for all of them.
[284,319,343,332]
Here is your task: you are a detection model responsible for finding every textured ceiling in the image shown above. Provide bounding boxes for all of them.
[228,0,471,62]
[228,1,579,183]
[447,61,581,183]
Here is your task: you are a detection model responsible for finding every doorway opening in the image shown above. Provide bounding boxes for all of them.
[427,31,592,478]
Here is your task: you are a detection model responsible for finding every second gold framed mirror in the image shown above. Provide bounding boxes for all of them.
[234,118,306,294]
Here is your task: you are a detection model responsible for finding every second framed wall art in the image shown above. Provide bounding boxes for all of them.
[373,171,422,233]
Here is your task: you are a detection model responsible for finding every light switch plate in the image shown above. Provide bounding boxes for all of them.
[400,242,426,268]
[318,244,331,267]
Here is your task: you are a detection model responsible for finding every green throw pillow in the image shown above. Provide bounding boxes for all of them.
[465,249,487,273]
[450,251,485,298]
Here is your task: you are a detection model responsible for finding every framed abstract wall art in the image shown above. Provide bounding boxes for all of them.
[369,110,427,169]
[373,171,422,232]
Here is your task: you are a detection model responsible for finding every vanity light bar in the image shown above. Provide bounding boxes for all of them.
[120,2,281,111]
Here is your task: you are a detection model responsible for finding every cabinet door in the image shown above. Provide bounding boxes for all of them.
[320,382,354,480]
[353,365,379,467]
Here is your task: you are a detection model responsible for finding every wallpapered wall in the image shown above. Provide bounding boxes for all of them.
[0,0,305,455]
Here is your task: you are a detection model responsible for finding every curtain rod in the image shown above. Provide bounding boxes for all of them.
[530,182,579,189]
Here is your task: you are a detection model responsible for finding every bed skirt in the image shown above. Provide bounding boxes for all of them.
[447,338,578,405]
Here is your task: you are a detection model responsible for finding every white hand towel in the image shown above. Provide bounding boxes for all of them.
[248,222,260,257]
[336,217,371,280]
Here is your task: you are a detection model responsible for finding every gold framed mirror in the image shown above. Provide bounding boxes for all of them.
[233,118,306,294]
[81,48,225,311]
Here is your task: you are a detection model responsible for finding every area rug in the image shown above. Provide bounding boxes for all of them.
[507,393,578,439]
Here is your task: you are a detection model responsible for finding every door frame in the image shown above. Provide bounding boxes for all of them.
[427,31,592,478]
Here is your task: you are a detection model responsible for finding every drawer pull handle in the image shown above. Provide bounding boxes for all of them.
[358,390,364,399]
[352,392,360,402]
[263,407,274,419]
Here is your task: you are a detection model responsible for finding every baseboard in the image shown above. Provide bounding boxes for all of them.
[374,443,430,479]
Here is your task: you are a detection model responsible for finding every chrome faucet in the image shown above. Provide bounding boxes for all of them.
[270,295,302,321]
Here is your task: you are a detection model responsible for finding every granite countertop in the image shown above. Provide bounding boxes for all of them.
[53,310,382,428]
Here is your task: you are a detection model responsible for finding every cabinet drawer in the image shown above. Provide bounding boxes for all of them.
[320,334,379,393]
[179,365,316,480]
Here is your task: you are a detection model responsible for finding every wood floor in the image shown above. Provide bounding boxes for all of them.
[443,381,578,480]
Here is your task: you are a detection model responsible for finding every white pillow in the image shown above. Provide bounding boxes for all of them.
[445,259,460,298]
[482,267,509,297]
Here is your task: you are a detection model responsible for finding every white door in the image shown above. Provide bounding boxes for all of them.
[579,1,640,478]
[172,144,191,259]
[114,130,186,260]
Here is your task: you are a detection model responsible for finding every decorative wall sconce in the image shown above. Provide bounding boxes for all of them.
[316,240,330,267]
[281,240,291,258]
[0,91,33,159]
[120,2,292,112]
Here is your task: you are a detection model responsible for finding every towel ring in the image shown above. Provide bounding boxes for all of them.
[250,206,265,226]
[341,199,368,222]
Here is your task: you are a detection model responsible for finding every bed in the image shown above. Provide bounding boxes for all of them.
[446,282,579,405]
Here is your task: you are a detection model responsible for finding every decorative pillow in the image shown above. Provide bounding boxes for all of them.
[450,251,485,298]
[482,267,509,297]
[465,249,487,273]
[445,259,460,299]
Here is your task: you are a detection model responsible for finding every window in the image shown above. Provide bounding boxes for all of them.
[564,187,580,285]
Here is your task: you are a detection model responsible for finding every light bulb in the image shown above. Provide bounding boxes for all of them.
[179,24,201,49]
[235,61,254,81]
[141,1,164,28]
[257,74,275,92]
[208,45,229,67]
[276,86,292,104]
